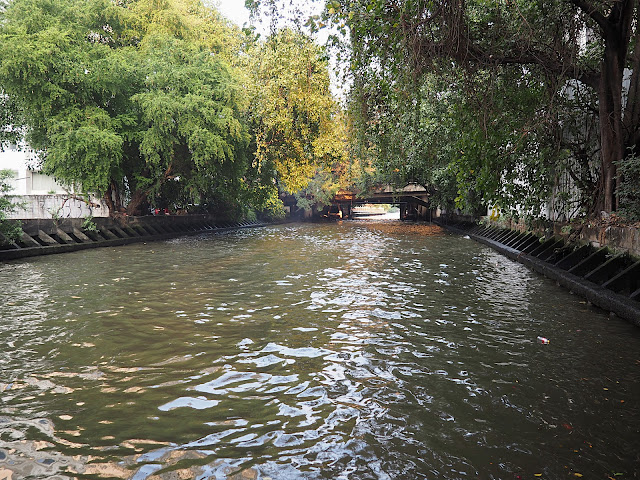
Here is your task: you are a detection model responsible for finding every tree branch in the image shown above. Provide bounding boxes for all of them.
[430,37,601,90]
[568,0,610,34]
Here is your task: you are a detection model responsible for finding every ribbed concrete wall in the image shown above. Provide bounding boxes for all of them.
[0,215,269,261]
[437,219,640,327]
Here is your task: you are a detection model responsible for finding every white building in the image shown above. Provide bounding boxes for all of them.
[0,143,109,219]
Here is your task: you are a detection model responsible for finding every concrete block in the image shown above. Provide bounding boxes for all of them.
[56,228,76,244]
[99,228,118,240]
[111,226,131,238]
[37,229,59,246]
[20,232,41,248]
[72,228,93,243]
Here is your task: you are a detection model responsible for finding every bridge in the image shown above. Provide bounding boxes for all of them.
[332,184,431,220]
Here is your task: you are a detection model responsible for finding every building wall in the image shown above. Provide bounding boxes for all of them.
[1,145,109,219]
[9,194,109,219]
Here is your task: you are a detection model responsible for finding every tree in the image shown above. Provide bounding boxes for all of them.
[246,28,345,196]
[128,33,250,215]
[0,0,251,216]
[335,0,640,215]
[0,92,23,149]
[252,0,640,217]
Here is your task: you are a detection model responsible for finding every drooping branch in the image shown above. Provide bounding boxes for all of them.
[397,1,601,90]
[412,36,600,90]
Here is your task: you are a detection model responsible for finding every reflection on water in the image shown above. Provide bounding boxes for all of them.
[1,221,639,479]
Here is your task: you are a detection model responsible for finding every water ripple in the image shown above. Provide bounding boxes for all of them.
[1,222,639,479]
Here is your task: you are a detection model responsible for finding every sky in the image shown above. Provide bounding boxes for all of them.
[215,0,251,28]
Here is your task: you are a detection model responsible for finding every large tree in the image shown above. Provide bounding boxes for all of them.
[252,0,640,216]
[0,0,250,216]
[335,0,639,215]
[246,28,345,196]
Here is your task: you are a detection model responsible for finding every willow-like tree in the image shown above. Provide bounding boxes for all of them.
[0,0,249,215]
[246,28,346,197]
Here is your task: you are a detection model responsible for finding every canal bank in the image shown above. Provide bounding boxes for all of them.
[435,217,640,326]
[0,215,274,261]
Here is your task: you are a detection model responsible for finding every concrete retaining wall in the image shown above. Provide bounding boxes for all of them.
[436,218,640,327]
[435,213,640,257]
[0,215,267,261]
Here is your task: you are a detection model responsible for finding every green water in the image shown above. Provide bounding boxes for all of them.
[0,221,639,479]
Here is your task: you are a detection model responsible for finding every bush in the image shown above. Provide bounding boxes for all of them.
[81,215,98,232]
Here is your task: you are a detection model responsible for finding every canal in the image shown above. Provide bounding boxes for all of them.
[0,221,639,479]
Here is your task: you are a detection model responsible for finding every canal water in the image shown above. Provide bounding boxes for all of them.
[0,221,639,479]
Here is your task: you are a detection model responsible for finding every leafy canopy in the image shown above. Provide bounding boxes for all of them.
[0,0,252,215]
[247,28,344,194]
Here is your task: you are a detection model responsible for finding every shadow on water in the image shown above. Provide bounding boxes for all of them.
[0,221,639,479]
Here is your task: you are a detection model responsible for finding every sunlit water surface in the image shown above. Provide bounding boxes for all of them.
[1,221,639,479]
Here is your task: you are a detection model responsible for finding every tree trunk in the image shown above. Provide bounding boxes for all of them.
[598,44,624,213]
[104,184,116,216]
[126,189,149,216]
[596,0,634,213]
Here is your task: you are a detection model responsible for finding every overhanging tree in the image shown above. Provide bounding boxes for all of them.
[331,0,640,215]
[0,0,251,216]
[249,0,639,216]
[246,28,346,202]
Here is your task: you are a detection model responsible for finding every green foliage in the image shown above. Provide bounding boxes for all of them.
[0,93,24,149]
[319,0,627,220]
[260,192,286,221]
[247,28,344,194]
[0,0,252,216]
[448,67,557,217]
[81,215,98,232]
[617,153,640,222]
[0,169,23,242]
[132,32,250,211]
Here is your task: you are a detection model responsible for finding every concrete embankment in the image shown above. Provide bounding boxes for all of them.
[0,215,268,261]
[436,219,640,326]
